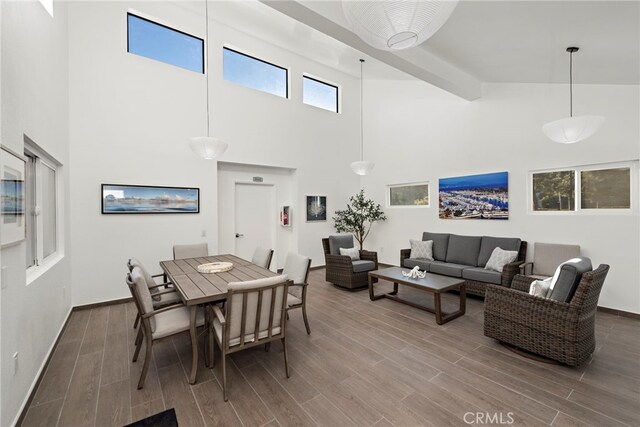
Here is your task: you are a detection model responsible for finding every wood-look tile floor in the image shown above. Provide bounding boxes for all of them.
[21,269,640,427]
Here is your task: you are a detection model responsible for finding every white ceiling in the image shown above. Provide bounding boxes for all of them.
[261,0,639,99]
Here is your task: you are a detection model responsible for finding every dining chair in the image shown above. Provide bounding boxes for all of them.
[127,258,180,329]
[207,275,291,401]
[283,253,312,334]
[173,243,209,260]
[251,247,274,270]
[126,267,207,389]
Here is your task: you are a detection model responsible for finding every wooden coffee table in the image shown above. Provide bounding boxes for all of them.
[368,267,466,325]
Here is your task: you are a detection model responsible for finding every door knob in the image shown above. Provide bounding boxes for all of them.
[235,233,244,238]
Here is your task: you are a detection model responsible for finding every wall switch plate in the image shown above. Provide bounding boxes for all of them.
[1,266,7,289]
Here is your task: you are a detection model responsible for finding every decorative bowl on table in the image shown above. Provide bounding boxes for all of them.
[197,262,233,274]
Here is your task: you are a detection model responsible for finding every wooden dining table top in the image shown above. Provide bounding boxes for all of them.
[159,254,278,306]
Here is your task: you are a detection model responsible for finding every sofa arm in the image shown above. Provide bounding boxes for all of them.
[360,250,378,268]
[485,285,580,336]
[400,249,411,267]
[500,260,523,287]
[511,274,537,292]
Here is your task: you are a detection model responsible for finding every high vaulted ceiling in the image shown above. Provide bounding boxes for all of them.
[262,0,640,100]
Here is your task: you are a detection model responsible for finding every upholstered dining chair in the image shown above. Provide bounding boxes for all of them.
[519,242,580,279]
[251,247,274,270]
[126,267,206,389]
[127,258,180,329]
[173,243,209,260]
[283,253,312,334]
[206,275,291,401]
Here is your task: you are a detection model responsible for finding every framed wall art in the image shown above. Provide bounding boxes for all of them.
[102,184,199,214]
[1,146,27,247]
[306,195,327,222]
[439,171,509,220]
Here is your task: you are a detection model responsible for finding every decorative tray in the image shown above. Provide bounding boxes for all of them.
[197,262,233,274]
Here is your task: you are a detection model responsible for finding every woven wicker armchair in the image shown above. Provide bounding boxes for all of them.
[322,237,378,289]
[484,264,610,366]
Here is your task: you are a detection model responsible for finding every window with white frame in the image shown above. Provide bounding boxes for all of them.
[388,183,430,207]
[531,162,635,213]
[24,138,60,269]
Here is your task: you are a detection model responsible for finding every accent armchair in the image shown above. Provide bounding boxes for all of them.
[322,235,378,290]
[520,242,580,279]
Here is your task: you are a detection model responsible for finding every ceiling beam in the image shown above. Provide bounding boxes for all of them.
[260,0,482,100]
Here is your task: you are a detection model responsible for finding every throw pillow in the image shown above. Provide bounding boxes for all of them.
[410,239,434,260]
[529,277,552,298]
[339,247,360,261]
[484,247,518,272]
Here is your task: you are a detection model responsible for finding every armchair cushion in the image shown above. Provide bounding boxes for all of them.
[404,258,433,271]
[422,232,450,261]
[548,257,592,303]
[478,236,521,267]
[429,261,473,278]
[462,267,502,285]
[340,247,361,261]
[328,235,354,255]
[446,234,482,266]
[352,260,376,273]
[409,239,433,260]
[287,293,302,306]
[529,277,552,298]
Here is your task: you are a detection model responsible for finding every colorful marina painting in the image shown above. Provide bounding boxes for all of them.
[439,172,509,220]
[102,184,199,214]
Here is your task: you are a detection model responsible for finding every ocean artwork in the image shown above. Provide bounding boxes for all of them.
[306,195,327,221]
[102,184,199,214]
[439,172,509,220]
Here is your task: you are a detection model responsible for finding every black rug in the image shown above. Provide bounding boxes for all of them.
[125,408,178,427]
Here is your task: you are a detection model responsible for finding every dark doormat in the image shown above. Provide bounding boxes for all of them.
[125,408,178,427]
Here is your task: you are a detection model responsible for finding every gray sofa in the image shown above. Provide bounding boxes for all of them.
[400,232,527,297]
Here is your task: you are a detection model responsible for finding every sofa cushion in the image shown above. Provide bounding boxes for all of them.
[478,236,521,267]
[462,267,502,285]
[352,260,375,273]
[403,258,433,271]
[429,261,473,278]
[410,239,433,260]
[485,247,519,272]
[328,235,354,255]
[445,234,482,266]
[422,232,450,261]
[548,257,592,302]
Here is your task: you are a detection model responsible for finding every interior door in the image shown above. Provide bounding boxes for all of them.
[234,183,275,266]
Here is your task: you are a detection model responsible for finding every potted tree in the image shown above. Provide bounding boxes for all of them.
[333,189,386,250]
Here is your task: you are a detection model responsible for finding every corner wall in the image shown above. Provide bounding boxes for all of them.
[0,1,71,425]
[362,77,640,313]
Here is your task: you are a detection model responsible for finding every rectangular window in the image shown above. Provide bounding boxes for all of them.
[388,183,430,207]
[531,162,635,213]
[127,13,204,73]
[223,47,288,98]
[532,170,576,211]
[303,75,339,112]
[581,167,631,209]
[24,138,61,270]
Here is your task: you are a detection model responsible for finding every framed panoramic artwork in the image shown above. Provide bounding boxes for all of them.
[439,171,509,220]
[1,146,27,247]
[306,195,327,222]
[102,184,199,214]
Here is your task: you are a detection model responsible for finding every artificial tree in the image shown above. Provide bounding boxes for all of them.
[333,189,386,250]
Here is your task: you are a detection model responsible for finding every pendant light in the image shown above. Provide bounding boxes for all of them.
[189,0,228,159]
[351,59,375,176]
[542,47,604,144]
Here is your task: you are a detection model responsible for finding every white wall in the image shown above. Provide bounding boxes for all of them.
[68,1,360,306]
[362,76,640,313]
[0,1,71,425]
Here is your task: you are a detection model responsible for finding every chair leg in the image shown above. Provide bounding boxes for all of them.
[282,337,290,378]
[222,353,228,402]
[137,335,153,389]
[302,305,311,335]
[133,312,140,329]
[132,328,143,362]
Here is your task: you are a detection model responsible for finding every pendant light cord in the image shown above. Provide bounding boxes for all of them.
[360,59,364,160]
[569,49,573,118]
[205,0,210,137]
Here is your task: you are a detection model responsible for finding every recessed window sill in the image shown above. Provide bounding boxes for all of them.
[26,252,65,286]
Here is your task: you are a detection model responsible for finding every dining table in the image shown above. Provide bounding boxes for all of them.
[159,254,278,384]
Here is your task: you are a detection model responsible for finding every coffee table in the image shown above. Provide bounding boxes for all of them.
[368,267,466,325]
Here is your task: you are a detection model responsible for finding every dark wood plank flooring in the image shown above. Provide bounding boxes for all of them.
[20,269,640,427]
